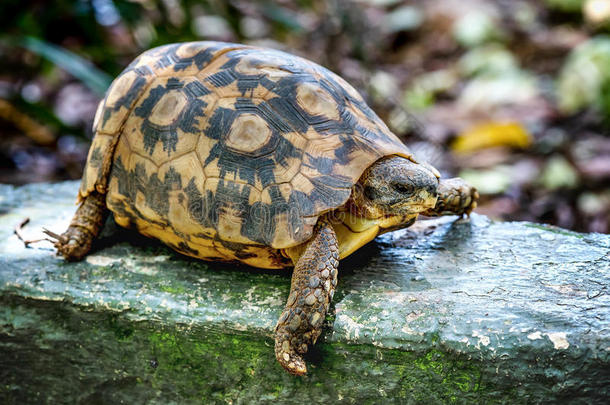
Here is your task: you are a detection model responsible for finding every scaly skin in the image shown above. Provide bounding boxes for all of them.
[423,178,479,217]
[45,191,108,261]
[352,156,439,218]
[43,41,481,377]
[47,154,476,377]
[275,218,339,375]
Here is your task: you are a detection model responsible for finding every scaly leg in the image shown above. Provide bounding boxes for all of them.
[44,191,108,261]
[424,177,479,217]
[275,218,339,375]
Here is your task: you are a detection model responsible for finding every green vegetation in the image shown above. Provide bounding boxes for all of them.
[0,297,513,403]
[1,0,608,232]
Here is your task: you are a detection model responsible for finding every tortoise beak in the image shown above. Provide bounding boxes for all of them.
[419,167,439,211]
[420,189,438,210]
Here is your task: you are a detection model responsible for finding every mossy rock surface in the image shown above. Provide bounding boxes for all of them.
[1,181,609,404]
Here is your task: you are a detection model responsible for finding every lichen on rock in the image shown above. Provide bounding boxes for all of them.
[1,181,609,403]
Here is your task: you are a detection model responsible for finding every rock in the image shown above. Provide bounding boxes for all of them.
[458,44,519,77]
[458,166,514,195]
[1,181,609,403]
[452,10,506,48]
[402,69,459,111]
[538,155,580,190]
[192,15,234,41]
[383,6,424,33]
[369,70,400,103]
[557,35,610,116]
[584,0,610,24]
[458,70,540,111]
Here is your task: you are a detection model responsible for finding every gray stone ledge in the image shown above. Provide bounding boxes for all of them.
[0,181,609,404]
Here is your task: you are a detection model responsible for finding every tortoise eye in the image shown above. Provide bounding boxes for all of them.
[392,183,413,195]
[363,185,377,200]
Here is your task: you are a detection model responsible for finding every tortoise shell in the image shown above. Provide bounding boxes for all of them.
[81,41,413,268]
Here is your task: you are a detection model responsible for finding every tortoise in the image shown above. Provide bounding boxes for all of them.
[48,41,478,375]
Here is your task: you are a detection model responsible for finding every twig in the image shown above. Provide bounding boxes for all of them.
[14,217,54,247]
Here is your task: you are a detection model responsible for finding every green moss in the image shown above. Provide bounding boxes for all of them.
[0,295,521,404]
[108,313,135,341]
[158,284,187,295]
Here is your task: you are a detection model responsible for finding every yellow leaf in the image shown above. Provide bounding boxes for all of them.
[452,121,532,154]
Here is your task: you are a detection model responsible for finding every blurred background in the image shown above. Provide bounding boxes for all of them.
[0,0,609,233]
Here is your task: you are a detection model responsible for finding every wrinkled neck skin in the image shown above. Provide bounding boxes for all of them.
[342,155,440,232]
[288,156,441,263]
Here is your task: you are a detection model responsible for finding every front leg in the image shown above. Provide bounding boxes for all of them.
[275,218,339,375]
[424,177,479,217]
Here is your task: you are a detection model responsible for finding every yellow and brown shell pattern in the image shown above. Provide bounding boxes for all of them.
[81,41,412,269]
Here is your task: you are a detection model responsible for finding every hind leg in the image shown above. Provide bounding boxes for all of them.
[45,191,108,261]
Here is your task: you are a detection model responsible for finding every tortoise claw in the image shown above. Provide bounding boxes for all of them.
[426,178,479,217]
[44,227,91,261]
[275,336,308,376]
[42,228,65,242]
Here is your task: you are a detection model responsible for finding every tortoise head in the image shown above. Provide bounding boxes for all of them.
[351,156,440,221]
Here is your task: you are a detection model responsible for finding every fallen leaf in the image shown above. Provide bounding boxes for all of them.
[452,121,532,153]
